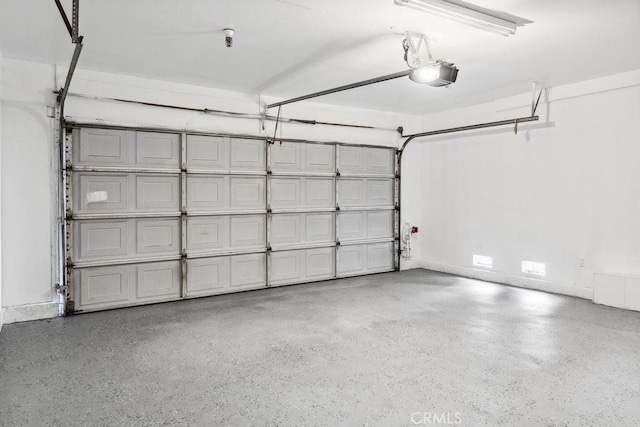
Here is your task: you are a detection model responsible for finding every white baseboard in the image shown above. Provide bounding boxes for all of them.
[400,257,423,270]
[2,302,60,324]
[423,261,594,300]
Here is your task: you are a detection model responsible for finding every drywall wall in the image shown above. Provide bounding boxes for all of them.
[1,58,423,323]
[0,47,3,330]
[1,59,59,323]
[416,70,640,300]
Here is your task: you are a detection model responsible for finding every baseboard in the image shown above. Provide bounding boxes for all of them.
[2,302,60,324]
[400,257,422,270]
[423,261,593,300]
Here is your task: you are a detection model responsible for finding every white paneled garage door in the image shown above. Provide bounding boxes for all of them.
[65,125,397,312]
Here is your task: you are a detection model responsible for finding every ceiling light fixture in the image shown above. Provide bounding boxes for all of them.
[394,0,517,36]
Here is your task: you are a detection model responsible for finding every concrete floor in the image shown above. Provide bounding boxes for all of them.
[1,269,639,426]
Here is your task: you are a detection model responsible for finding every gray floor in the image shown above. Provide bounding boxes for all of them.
[1,269,639,426]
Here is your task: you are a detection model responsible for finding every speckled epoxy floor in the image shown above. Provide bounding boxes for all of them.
[1,269,639,426]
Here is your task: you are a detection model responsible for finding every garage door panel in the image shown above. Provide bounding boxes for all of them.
[75,219,181,263]
[230,177,265,209]
[367,242,395,271]
[270,142,335,173]
[367,211,394,238]
[270,247,335,286]
[136,219,180,254]
[271,178,301,208]
[306,247,335,279]
[135,132,180,168]
[77,265,131,309]
[338,179,365,206]
[270,214,301,245]
[186,176,226,210]
[338,242,394,277]
[338,178,393,207]
[231,254,266,288]
[186,257,230,296]
[271,213,334,246]
[337,212,365,240]
[76,128,131,167]
[306,178,335,207]
[367,179,394,205]
[305,213,334,242]
[230,139,265,171]
[271,251,303,283]
[136,261,181,299]
[136,175,180,211]
[306,144,335,173]
[230,215,265,249]
[76,220,128,261]
[186,135,228,170]
[186,216,227,253]
[366,148,395,175]
[76,173,129,213]
[338,146,364,173]
[337,245,365,275]
[271,143,301,171]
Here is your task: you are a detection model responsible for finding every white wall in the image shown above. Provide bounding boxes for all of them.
[1,60,58,323]
[415,70,640,300]
[1,58,417,323]
[0,47,3,330]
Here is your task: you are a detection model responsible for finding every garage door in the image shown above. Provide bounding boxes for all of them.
[66,125,397,312]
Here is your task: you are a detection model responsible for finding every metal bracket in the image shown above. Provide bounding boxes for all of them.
[403,32,434,68]
[531,81,544,116]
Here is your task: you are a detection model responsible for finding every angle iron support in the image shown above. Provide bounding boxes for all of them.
[54,0,73,38]
[71,0,79,43]
[267,70,411,110]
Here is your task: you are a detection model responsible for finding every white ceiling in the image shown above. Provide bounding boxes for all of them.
[1,0,639,114]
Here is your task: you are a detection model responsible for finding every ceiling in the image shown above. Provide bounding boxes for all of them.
[0,0,639,114]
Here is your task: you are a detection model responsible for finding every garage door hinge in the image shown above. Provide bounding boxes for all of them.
[55,283,67,293]
[267,244,272,252]
[336,240,341,247]
[336,169,341,177]
[266,168,272,175]
[267,204,272,214]
[395,205,400,211]
[266,139,275,145]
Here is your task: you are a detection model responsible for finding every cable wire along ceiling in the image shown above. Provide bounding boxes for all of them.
[393,0,518,36]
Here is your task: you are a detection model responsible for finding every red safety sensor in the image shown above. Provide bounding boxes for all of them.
[411,226,419,234]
